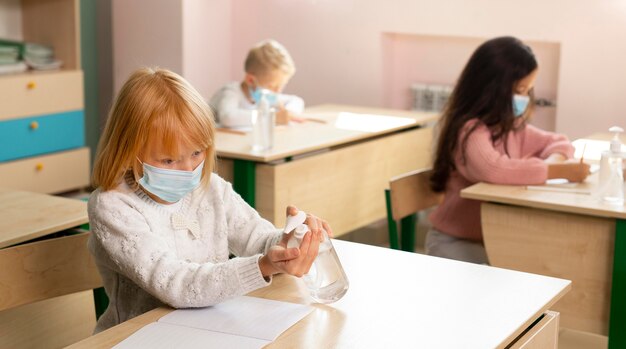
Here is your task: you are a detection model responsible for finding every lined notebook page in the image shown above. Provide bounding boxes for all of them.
[113,296,313,348]
[112,322,269,349]
[158,296,313,341]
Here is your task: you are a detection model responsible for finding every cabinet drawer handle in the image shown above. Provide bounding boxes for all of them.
[35,163,44,172]
[27,81,37,90]
[30,121,39,130]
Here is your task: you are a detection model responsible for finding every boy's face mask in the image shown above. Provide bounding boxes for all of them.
[512,94,530,117]
[249,86,278,106]
[137,160,204,203]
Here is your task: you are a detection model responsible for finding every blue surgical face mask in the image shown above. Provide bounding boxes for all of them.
[250,86,278,106]
[512,94,530,117]
[137,160,204,203]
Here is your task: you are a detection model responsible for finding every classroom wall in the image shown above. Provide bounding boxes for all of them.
[111,0,183,92]
[110,0,626,139]
[111,0,231,99]
[226,0,626,138]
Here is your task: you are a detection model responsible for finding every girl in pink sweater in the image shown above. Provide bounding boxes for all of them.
[428,37,590,264]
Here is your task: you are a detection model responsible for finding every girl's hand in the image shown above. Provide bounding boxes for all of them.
[259,229,321,277]
[548,162,591,183]
[286,206,333,238]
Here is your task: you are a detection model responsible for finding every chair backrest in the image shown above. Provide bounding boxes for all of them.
[0,231,103,311]
[388,168,443,220]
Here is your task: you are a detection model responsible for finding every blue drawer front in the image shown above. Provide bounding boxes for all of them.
[0,110,85,162]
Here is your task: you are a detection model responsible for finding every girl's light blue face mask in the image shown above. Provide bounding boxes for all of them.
[137,160,204,203]
[250,87,278,106]
[512,94,530,117]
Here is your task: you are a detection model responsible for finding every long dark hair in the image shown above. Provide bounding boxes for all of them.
[430,36,537,193]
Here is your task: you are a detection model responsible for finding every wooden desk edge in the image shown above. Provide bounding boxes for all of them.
[66,307,174,349]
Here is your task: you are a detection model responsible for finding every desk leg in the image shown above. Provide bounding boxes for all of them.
[233,159,256,208]
[609,218,626,349]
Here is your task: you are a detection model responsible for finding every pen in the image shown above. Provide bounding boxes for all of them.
[580,143,587,164]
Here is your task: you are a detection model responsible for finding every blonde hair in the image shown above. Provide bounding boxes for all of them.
[92,67,216,191]
[244,39,295,77]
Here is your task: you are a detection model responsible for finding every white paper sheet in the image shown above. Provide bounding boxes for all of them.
[158,296,314,341]
[112,322,269,349]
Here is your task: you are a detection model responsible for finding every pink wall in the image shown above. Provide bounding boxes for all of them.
[112,0,626,138]
[111,0,182,93]
[224,0,626,138]
[182,0,232,99]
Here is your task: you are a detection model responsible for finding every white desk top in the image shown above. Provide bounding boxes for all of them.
[0,188,88,249]
[69,240,570,349]
[215,104,439,162]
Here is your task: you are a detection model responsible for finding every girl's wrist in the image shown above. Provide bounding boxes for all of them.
[259,255,276,277]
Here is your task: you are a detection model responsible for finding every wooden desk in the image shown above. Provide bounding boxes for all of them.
[0,187,88,248]
[0,188,95,348]
[216,104,438,236]
[461,135,625,348]
[69,240,570,349]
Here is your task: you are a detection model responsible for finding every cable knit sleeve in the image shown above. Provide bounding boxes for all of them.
[218,177,283,257]
[88,191,271,309]
[523,124,575,159]
[456,121,549,185]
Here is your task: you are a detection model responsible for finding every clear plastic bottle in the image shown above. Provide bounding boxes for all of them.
[598,126,625,205]
[251,90,275,152]
[284,212,349,303]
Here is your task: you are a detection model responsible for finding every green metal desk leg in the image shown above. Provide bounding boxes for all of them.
[93,288,109,320]
[233,159,256,208]
[400,214,417,252]
[609,218,626,349]
[385,190,400,250]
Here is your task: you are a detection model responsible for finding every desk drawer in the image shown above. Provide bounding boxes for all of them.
[510,311,559,348]
[0,70,84,120]
[0,110,84,162]
[0,147,90,194]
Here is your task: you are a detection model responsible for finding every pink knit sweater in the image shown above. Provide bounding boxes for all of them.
[429,119,575,241]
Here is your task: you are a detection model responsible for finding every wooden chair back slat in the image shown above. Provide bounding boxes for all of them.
[389,168,443,220]
[0,232,103,312]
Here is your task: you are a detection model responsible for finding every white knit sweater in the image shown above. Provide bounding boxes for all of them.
[87,173,282,333]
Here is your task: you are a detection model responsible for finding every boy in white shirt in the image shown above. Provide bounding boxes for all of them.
[210,39,304,129]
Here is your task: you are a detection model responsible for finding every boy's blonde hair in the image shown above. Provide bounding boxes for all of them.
[244,39,295,77]
[92,67,216,191]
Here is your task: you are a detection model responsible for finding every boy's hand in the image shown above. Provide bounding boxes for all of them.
[275,105,305,125]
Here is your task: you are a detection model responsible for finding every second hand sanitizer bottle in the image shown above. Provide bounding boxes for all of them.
[598,126,625,205]
[283,211,349,303]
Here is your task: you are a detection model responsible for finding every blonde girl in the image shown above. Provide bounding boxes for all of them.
[89,68,329,333]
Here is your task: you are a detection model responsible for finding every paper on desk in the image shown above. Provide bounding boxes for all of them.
[158,296,313,341]
[112,322,269,349]
[526,178,591,194]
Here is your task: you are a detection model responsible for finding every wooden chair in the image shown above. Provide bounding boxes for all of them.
[0,232,103,348]
[385,168,443,252]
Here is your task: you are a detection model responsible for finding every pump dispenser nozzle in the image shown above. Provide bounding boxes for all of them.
[609,126,624,153]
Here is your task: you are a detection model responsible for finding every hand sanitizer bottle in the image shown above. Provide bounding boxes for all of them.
[283,211,349,303]
[251,90,275,152]
[598,126,625,205]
